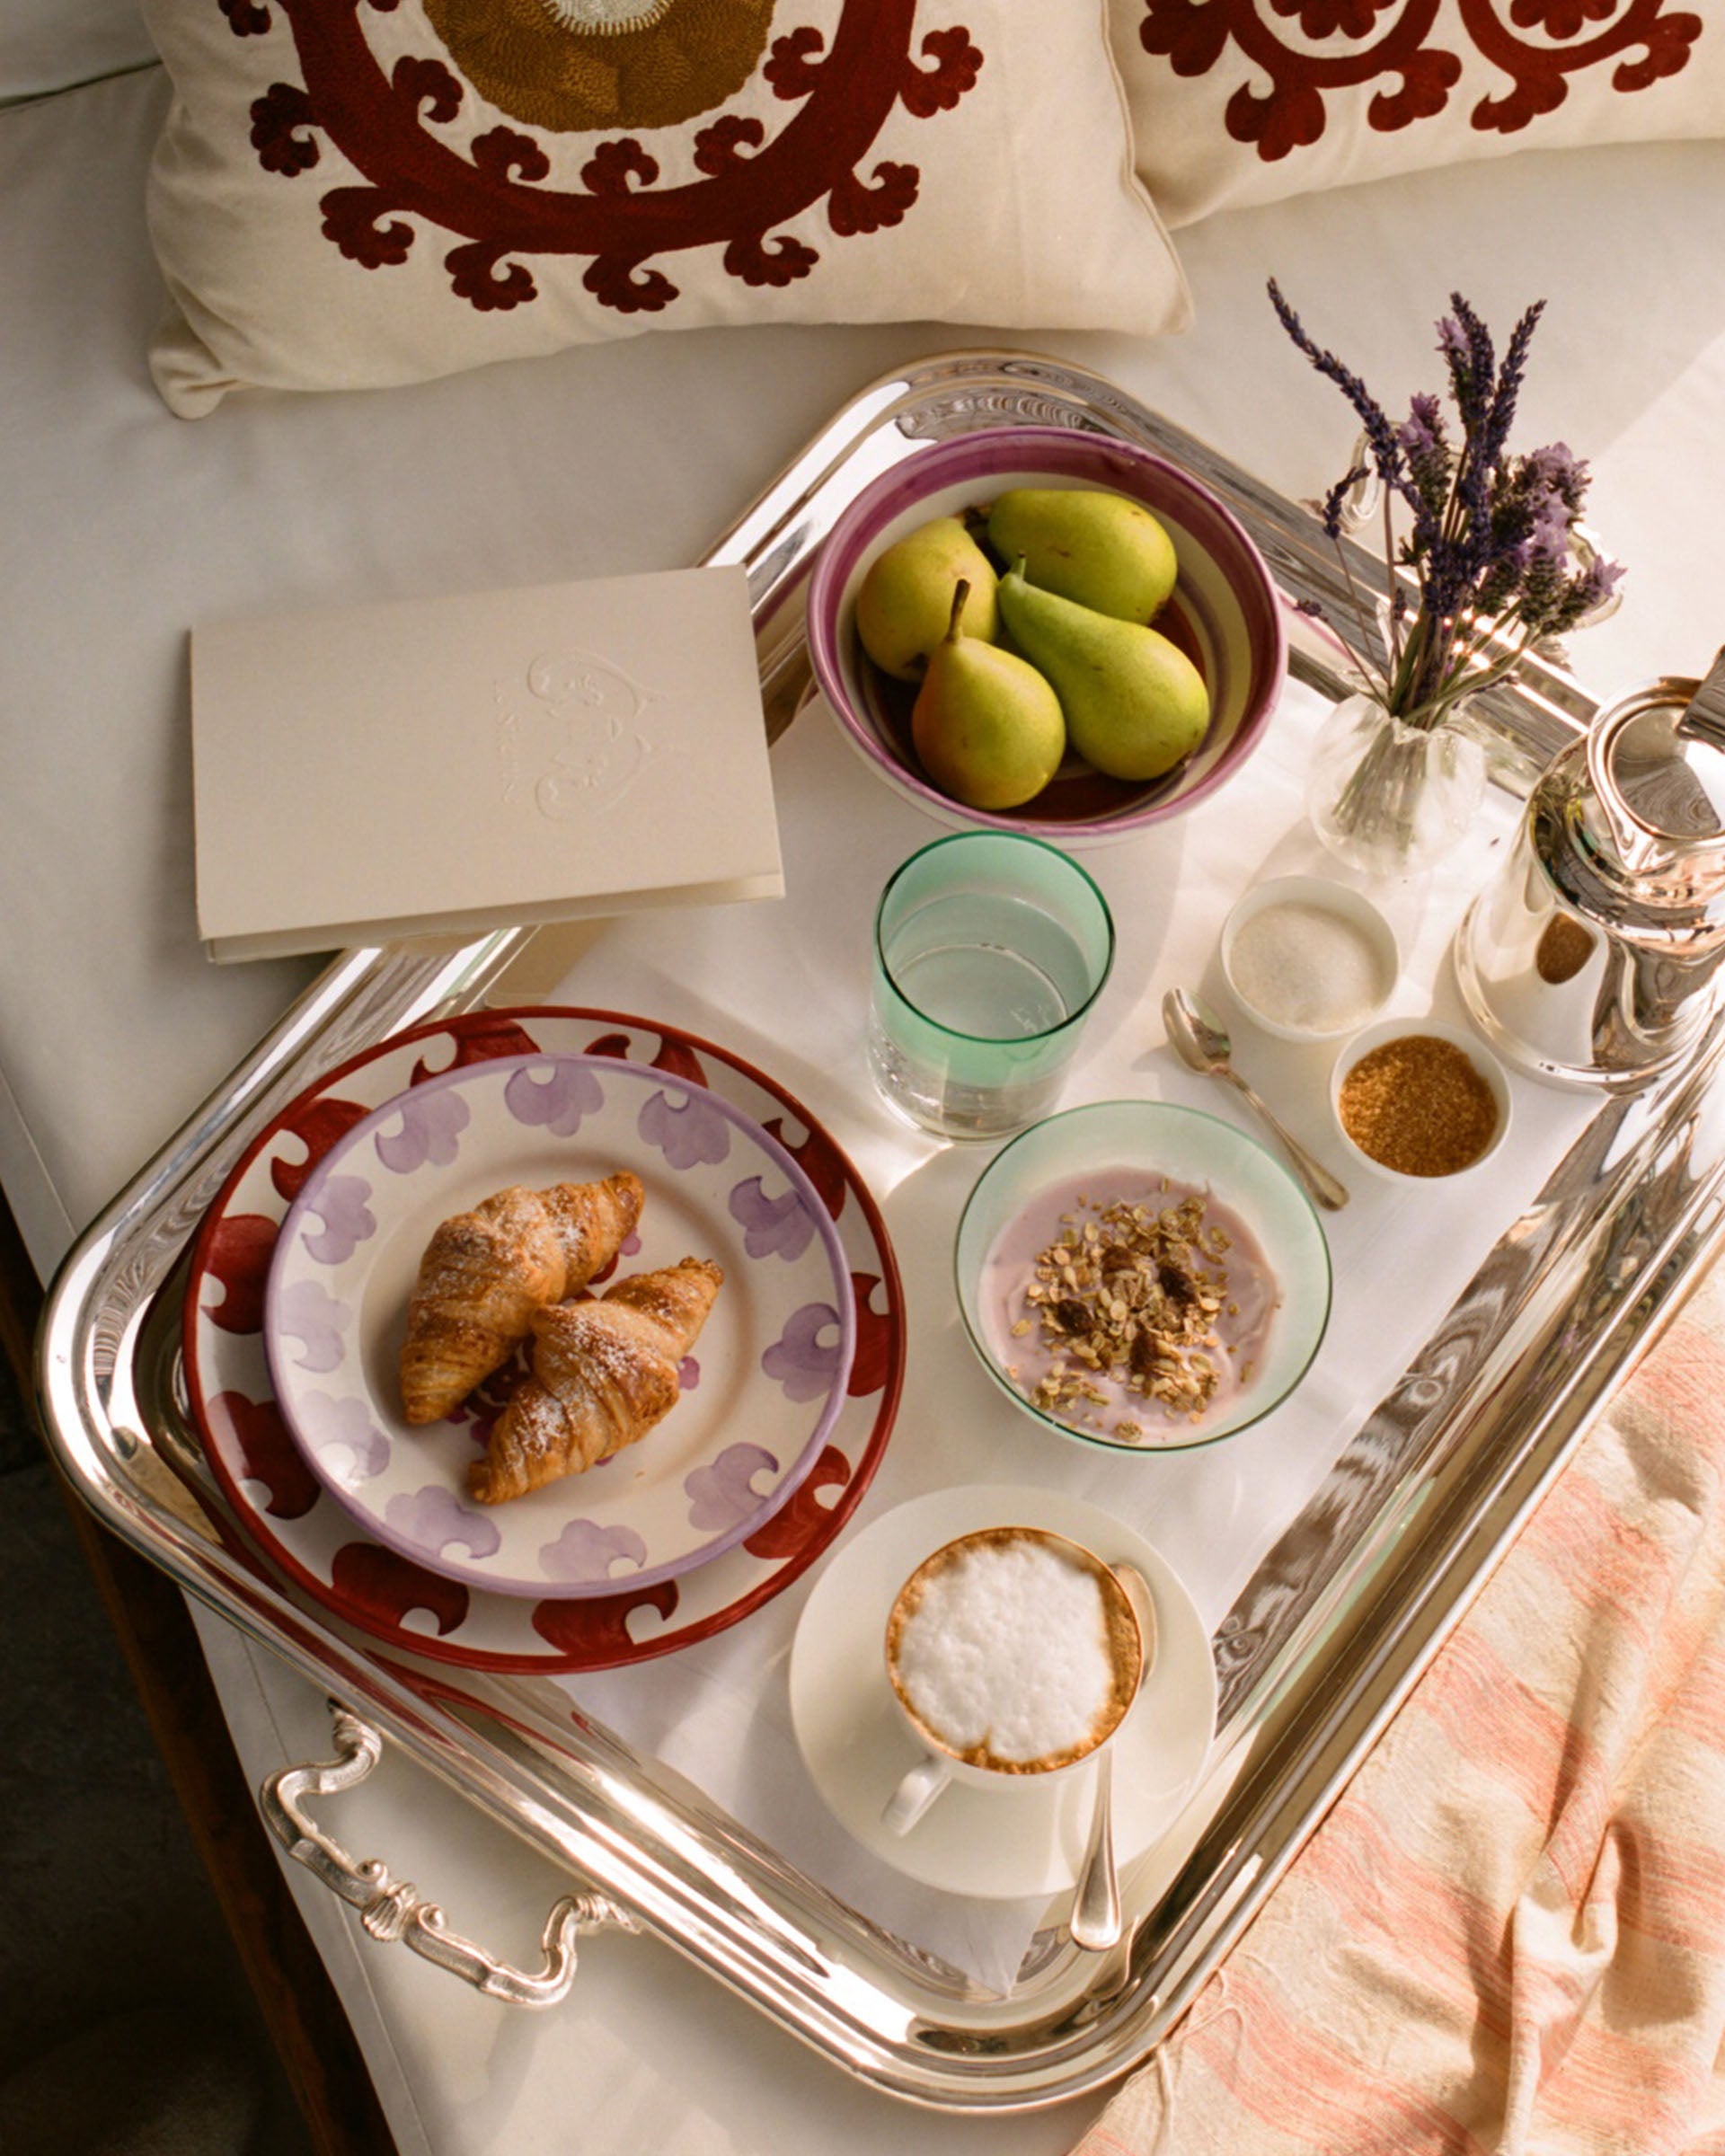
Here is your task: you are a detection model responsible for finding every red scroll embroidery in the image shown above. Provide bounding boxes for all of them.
[1139,0,1701,159]
[234,2,981,314]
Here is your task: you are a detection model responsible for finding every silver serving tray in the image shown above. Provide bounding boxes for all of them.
[37,349,1725,2111]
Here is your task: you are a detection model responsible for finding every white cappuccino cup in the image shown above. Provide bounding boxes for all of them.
[880,1524,1143,1835]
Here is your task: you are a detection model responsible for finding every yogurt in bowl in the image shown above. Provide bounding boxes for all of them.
[978,1172,1281,1445]
[955,1100,1332,1454]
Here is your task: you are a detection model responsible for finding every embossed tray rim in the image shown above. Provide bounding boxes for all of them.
[36,349,1725,2112]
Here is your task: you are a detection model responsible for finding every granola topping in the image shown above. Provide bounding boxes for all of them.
[982,1171,1279,1444]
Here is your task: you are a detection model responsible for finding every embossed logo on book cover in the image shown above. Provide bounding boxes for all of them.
[496,649,657,818]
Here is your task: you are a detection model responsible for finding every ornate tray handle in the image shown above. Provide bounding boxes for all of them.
[261,1701,639,2008]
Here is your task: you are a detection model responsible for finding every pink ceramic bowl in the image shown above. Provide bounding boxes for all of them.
[806,426,1286,846]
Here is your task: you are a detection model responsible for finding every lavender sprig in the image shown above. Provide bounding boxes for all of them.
[1270,281,1623,730]
[1268,279,1413,512]
[1319,463,1370,543]
[1480,300,1544,474]
[1443,294,1494,436]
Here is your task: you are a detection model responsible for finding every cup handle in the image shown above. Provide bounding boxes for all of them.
[881,1754,951,1835]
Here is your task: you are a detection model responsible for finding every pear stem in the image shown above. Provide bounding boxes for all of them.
[945,579,969,642]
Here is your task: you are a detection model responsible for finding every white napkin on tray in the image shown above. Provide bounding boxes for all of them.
[532,674,1596,1993]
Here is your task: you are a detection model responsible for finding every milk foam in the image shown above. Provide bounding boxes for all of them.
[887,1531,1136,1771]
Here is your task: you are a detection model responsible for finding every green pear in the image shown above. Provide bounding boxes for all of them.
[986,488,1179,623]
[996,563,1209,782]
[911,582,1066,810]
[854,516,1000,683]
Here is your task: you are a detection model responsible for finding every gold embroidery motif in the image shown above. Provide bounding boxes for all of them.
[424,0,778,132]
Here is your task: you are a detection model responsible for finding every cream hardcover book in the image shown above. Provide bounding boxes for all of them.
[191,565,783,963]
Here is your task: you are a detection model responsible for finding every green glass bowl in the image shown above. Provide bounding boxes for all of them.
[954,1100,1332,1454]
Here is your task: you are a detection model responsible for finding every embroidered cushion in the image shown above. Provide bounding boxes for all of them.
[1110,0,1723,227]
[141,0,1190,415]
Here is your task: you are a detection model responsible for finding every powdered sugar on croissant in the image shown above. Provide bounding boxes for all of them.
[469,1257,723,1504]
[398,1171,644,1425]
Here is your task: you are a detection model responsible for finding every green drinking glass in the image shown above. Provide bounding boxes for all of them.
[867,832,1116,1142]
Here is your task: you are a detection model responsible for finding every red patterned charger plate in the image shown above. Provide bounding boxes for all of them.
[181,1008,905,1674]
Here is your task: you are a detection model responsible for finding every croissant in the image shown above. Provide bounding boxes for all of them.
[469,1257,724,1504]
[398,1171,644,1425]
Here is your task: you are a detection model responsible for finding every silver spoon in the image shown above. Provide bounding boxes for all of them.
[1162,988,1349,1212]
[1071,1563,1158,1954]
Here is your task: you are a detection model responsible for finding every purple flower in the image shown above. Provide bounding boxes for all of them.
[1269,279,1409,504]
[385,1484,501,1560]
[728,1175,815,1261]
[1436,314,1473,425]
[1522,442,1589,511]
[297,1392,390,1482]
[1527,496,1571,565]
[762,1302,845,1403]
[1479,300,1545,474]
[1443,293,1496,436]
[1400,393,1444,457]
[1574,553,1626,611]
[1270,277,1621,725]
[1396,395,1451,548]
[639,1086,731,1171]
[684,1443,779,1533]
[504,1059,604,1137]
[375,1086,470,1174]
[1319,462,1369,543]
[539,1519,648,1583]
[298,1174,376,1266]
[274,1277,350,1374]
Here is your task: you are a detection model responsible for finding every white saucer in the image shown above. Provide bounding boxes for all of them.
[788,1484,1217,1900]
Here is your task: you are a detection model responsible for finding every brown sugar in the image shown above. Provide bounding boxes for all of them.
[1337,1035,1499,1177]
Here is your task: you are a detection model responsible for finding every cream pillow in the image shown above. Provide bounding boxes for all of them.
[1111,0,1723,227]
[141,0,1191,414]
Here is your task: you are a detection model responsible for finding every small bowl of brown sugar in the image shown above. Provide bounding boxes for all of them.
[1330,1018,1510,1182]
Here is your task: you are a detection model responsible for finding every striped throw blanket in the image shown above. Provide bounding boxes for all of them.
[1074,1261,1725,2156]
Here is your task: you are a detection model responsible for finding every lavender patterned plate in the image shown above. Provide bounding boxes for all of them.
[182,1008,903,1672]
[261,1055,855,1599]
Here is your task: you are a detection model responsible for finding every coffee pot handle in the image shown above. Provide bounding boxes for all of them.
[1677,647,1725,754]
[1583,650,1725,871]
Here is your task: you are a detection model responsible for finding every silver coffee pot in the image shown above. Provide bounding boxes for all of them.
[1455,652,1725,1091]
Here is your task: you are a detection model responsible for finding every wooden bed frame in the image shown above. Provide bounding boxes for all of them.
[1,1190,394,2156]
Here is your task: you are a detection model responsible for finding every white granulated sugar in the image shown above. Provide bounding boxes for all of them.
[894,1538,1117,1765]
[1230,900,1389,1031]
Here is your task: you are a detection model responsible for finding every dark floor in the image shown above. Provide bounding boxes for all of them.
[0,1354,318,2153]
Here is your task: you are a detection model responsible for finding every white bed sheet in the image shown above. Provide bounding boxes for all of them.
[6,63,1725,2156]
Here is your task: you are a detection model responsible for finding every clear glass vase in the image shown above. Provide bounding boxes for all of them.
[1305,691,1488,880]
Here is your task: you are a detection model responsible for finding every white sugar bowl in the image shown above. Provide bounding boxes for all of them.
[1220,876,1399,1042]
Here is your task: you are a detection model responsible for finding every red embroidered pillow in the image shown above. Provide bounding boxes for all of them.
[141,0,1190,414]
[1110,0,1722,227]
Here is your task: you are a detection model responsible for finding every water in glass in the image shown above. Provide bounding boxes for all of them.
[869,891,1092,1138]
